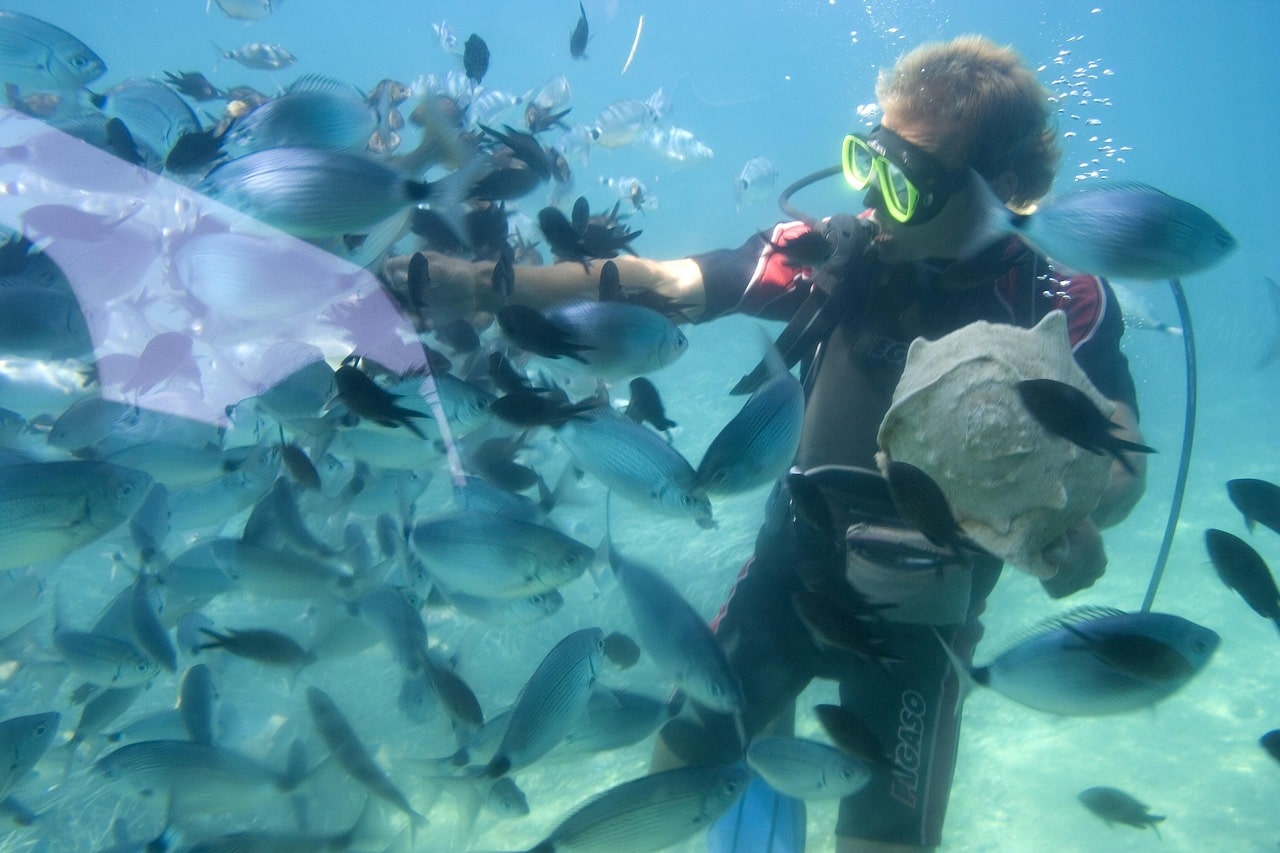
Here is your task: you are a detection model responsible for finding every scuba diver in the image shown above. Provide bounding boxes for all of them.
[389,34,1148,853]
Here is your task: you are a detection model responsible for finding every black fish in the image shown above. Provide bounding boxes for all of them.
[279,439,321,492]
[1261,729,1280,765]
[784,470,835,543]
[492,244,516,304]
[162,70,222,101]
[571,196,591,235]
[488,351,542,395]
[470,166,545,201]
[790,590,898,667]
[497,304,593,362]
[569,1,589,59]
[602,632,640,669]
[433,319,481,354]
[471,436,541,492]
[165,129,224,173]
[884,461,969,560]
[536,207,589,268]
[481,123,551,180]
[409,208,466,254]
[813,704,890,769]
[598,259,622,302]
[104,118,143,165]
[1077,786,1164,835]
[490,391,596,428]
[1062,625,1194,680]
[580,201,643,258]
[1015,378,1155,476]
[1204,528,1280,633]
[525,104,572,134]
[625,377,677,436]
[770,230,833,268]
[1227,478,1280,537]
[198,627,314,667]
[464,34,490,83]
[333,361,429,438]
[466,202,511,261]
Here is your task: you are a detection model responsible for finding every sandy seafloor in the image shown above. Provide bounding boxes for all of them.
[0,0,1278,851]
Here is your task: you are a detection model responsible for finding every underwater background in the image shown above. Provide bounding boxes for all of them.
[0,1,1277,850]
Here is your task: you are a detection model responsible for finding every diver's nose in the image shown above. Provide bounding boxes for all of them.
[862,184,885,212]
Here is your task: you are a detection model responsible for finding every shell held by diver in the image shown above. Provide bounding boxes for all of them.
[876,310,1113,578]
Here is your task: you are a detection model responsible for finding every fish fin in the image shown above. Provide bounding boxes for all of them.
[1007,605,1129,645]
[931,627,979,716]
[706,770,806,853]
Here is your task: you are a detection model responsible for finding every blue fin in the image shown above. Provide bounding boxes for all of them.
[707,771,806,852]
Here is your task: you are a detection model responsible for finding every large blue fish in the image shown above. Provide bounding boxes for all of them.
[941,606,1218,715]
[0,11,105,93]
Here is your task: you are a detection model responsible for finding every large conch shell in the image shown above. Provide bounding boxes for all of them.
[876,311,1113,578]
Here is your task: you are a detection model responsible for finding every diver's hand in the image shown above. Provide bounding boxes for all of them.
[1040,518,1107,598]
[381,252,489,326]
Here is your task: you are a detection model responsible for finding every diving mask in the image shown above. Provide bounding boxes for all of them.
[841,125,967,225]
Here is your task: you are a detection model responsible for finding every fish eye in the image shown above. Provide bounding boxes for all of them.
[708,681,724,698]
[33,724,47,736]
[136,661,151,672]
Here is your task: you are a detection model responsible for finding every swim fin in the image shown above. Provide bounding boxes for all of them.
[707,770,806,852]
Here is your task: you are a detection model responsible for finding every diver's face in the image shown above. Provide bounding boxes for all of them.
[870,110,993,264]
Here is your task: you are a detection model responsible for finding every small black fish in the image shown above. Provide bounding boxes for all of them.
[1204,528,1280,633]
[198,627,315,667]
[104,118,143,165]
[165,129,224,173]
[488,351,541,395]
[1260,729,1280,765]
[497,304,594,362]
[1077,786,1164,835]
[790,590,898,667]
[162,70,222,101]
[481,123,551,180]
[490,391,596,428]
[466,202,511,261]
[1227,478,1280,537]
[1016,378,1155,476]
[770,230,833,268]
[409,208,466,254]
[334,361,429,438]
[884,461,969,560]
[571,196,591,235]
[471,166,545,202]
[525,104,572,134]
[434,318,481,354]
[625,377,677,435]
[472,436,541,492]
[602,631,640,669]
[492,245,515,304]
[569,1,589,59]
[813,703,890,769]
[279,439,321,492]
[464,33,490,84]
[598,259,622,302]
[785,470,835,542]
[538,206,589,269]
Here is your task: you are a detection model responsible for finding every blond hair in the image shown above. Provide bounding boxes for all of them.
[876,35,1058,207]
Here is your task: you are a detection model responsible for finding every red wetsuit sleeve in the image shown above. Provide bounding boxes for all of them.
[691,221,817,322]
[1047,272,1140,416]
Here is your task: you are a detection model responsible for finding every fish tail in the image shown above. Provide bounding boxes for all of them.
[280,738,310,793]
[931,627,979,715]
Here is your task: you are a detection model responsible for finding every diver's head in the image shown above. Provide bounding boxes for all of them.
[849,35,1058,263]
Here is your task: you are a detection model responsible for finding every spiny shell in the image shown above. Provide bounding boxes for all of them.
[876,311,1112,578]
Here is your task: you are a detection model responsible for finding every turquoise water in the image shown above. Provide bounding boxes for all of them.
[0,1,1277,850]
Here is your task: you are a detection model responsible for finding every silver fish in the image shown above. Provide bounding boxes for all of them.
[557,407,712,526]
[129,573,176,672]
[216,42,296,71]
[608,536,743,715]
[0,570,42,641]
[646,126,714,163]
[53,628,158,688]
[94,77,201,158]
[539,301,689,379]
[167,444,280,532]
[735,157,778,208]
[208,538,353,601]
[695,364,804,495]
[95,739,305,815]
[410,510,593,599]
[0,11,105,93]
[198,146,476,239]
[0,460,153,571]
[589,98,655,149]
[0,712,59,798]
[0,285,92,360]
[211,0,277,21]
[105,442,229,490]
[355,585,429,673]
[990,179,1237,280]
[225,83,379,156]
[942,606,1220,715]
[486,627,604,777]
[443,587,564,625]
[533,763,748,850]
[746,735,873,800]
[305,687,425,824]
[554,689,678,759]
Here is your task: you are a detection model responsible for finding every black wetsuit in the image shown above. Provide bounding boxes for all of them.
[666,222,1137,845]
